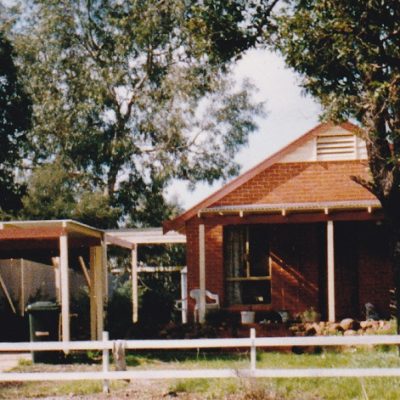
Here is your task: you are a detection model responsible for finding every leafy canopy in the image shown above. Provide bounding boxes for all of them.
[0,30,31,215]
[273,0,400,214]
[8,0,276,226]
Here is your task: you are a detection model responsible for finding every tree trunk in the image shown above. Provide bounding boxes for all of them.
[391,225,400,337]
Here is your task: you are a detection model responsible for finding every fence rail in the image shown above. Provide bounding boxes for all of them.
[1,330,400,393]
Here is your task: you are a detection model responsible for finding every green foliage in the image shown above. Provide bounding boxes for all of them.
[70,287,91,341]
[272,0,400,331]
[0,30,31,214]
[273,0,400,207]
[21,161,121,228]
[106,277,133,339]
[2,0,271,225]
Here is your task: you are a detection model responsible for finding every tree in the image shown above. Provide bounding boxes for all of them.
[0,30,31,215]
[21,161,121,228]
[272,0,400,325]
[7,0,277,226]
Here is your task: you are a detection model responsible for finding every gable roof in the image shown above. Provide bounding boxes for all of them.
[164,122,365,232]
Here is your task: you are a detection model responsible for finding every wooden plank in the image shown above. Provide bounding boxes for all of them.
[2,334,400,352]
[78,256,91,289]
[197,210,384,227]
[327,221,335,322]
[64,221,102,239]
[90,246,104,340]
[59,235,70,343]
[51,257,61,303]
[180,267,188,324]
[20,259,25,316]
[0,227,63,240]
[102,242,108,302]
[137,266,183,273]
[89,248,97,341]
[131,245,138,323]
[104,234,134,249]
[198,224,206,324]
[226,276,271,282]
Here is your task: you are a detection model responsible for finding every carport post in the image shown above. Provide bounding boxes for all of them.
[59,233,70,343]
[131,244,138,323]
[90,246,104,340]
[199,224,206,323]
[327,220,336,322]
[181,267,188,324]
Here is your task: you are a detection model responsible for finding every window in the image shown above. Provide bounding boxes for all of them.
[224,225,271,306]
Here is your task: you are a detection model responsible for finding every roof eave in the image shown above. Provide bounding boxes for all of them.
[164,121,362,232]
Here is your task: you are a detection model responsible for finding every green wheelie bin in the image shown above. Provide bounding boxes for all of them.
[26,301,61,363]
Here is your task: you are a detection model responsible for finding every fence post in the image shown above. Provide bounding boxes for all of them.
[102,331,110,393]
[250,328,256,372]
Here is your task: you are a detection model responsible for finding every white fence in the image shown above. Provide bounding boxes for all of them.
[1,330,400,393]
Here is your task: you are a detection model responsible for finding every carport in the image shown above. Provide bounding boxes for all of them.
[0,220,106,342]
[105,228,186,323]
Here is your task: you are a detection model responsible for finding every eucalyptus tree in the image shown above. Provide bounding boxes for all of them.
[0,30,31,216]
[10,0,276,225]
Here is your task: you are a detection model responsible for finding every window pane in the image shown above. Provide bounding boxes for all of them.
[249,226,270,277]
[224,225,271,306]
[226,280,271,305]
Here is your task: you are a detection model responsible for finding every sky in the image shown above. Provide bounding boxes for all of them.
[168,49,322,210]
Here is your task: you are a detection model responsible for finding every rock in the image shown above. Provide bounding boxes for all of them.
[311,322,323,335]
[326,323,343,334]
[344,329,357,336]
[305,326,317,336]
[340,318,359,331]
[360,320,371,329]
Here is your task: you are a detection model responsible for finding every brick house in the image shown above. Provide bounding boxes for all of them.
[164,122,392,323]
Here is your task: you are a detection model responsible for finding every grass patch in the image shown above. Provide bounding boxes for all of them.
[125,349,250,369]
[0,380,127,399]
[2,347,400,399]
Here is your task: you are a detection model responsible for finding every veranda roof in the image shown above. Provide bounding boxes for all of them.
[105,227,186,249]
[198,199,382,217]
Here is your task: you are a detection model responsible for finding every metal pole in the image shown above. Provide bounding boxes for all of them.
[102,331,110,393]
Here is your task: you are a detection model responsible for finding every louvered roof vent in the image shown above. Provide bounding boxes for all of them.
[316,133,356,160]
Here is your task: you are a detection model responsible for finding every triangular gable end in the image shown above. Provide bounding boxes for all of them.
[280,124,367,163]
[164,122,365,232]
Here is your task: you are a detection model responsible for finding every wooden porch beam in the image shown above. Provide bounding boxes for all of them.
[0,227,64,240]
[327,221,336,322]
[90,246,104,340]
[197,210,384,226]
[199,224,206,324]
[60,234,70,343]
[131,245,138,323]
[78,256,91,289]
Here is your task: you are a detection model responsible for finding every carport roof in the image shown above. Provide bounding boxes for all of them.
[0,219,103,240]
[105,227,186,249]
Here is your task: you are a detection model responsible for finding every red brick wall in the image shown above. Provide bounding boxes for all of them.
[183,160,391,321]
[186,220,325,317]
[185,219,224,315]
[332,221,392,320]
[270,224,322,314]
[357,223,392,319]
[185,219,392,321]
[215,161,375,206]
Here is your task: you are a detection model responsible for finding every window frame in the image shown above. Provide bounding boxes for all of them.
[224,225,272,306]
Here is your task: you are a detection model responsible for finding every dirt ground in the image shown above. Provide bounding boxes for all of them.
[26,381,202,400]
